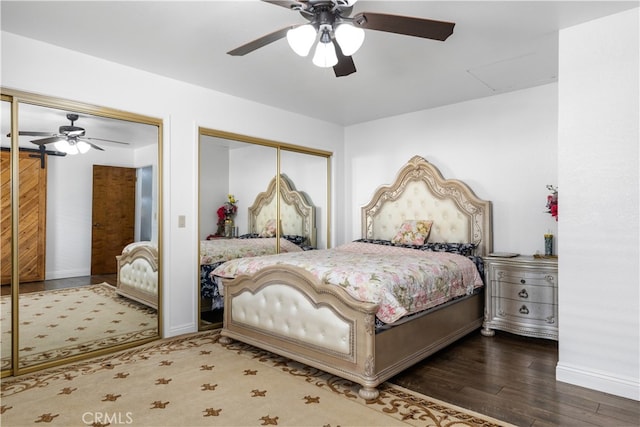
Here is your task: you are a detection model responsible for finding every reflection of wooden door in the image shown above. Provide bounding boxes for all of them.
[91,165,136,275]
[1,150,47,284]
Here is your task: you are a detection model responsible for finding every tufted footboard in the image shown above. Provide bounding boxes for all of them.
[116,241,158,309]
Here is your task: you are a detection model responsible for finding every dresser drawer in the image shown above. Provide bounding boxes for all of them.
[492,281,555,304]
[494,268,557,287]
[494,297,557,326]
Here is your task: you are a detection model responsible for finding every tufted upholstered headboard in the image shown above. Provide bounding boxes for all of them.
[248,174,316,247]
[361,156,493,256]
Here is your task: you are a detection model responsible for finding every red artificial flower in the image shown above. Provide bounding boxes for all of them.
[546,186,558,221]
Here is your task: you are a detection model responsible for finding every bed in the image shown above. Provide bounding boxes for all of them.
[200,174,316,317]
[215,155,492,399]
[116,241,159,309]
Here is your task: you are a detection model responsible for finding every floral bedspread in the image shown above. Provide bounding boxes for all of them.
[200,238,303,265]
[213,241,483,324]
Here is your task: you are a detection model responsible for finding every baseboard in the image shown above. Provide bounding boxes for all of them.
[45,269,91,280]
[556,362,640,401]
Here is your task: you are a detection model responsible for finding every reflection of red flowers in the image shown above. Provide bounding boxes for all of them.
[216,203,237,225]
[546,185,558,221]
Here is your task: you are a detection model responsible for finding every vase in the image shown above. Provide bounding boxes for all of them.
[224,218,234,238]
[544,234,553,256]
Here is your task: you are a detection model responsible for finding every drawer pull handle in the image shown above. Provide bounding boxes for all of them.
[520,279,526,284]
[519,305,529,315]
[518,289,529,299]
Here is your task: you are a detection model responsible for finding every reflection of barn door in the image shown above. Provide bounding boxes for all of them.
[91,165,136,275]
[1,150,47,284]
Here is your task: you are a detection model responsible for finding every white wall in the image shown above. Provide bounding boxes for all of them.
[229,144,279,235]
[557,9,639,400]
[45,145,139,279]
[2,32,344,338]
[344,83,559,254]
[199,141,230,239]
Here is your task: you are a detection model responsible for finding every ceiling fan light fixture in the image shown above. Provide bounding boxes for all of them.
[76,140,91,154]
[312,39,338,68]
[334,23,365,56]
[54,139,70,154]
[65,141,79,155]
[286,24,317,56]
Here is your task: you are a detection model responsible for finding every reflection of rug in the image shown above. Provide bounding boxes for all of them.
[1,330,513,427]
[0,284,157,370]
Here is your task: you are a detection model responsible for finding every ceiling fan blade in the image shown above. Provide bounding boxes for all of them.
[353,12,455,41]
[30,136,64,145]
[85,137,129,145]
[228,25,297,56]
[333,43,357,77]
[5,131,55,138]
[80,138,105,151]
[261,0,307,10]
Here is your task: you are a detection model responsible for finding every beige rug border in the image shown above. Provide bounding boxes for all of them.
[383,382,515,427]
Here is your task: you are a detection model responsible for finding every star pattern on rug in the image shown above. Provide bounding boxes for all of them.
[102,394,121,401]
[303,395,320,404]
[35,413,59,422]
[259,415,279,425]
[150,401,169,409]
[58,387,77,395]
[203,408,222,417]
[201,383,218,391]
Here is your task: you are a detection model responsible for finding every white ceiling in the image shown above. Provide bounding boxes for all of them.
[1,0,638,128]
[0,101,159,151]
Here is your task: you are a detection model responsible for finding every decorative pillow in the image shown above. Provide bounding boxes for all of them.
[420,242,477,257]
[391,220,433,245]
[258,219,278,237]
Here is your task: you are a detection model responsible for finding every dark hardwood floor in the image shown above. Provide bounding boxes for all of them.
[391,331,639,427]
[1,274,117,296]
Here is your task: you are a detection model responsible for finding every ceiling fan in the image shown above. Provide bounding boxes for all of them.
[227,0,455,77]
[13,113,129,155]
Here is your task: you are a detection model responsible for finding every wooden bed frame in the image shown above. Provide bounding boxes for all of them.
[220,156,492,399]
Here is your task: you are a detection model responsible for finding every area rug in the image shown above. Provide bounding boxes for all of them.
[1,330,513,427]
[0,284,157,370]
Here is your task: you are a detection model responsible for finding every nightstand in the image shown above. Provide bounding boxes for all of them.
[481,255,558,340]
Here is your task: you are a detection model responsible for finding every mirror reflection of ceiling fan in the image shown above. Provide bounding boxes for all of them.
[227,0,455,77]
[13,113,129,155]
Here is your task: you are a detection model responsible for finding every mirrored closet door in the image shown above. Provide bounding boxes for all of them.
[198,128,331,330]
[1,90,163,376]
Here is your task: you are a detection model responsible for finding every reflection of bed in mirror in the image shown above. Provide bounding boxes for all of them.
[214,156,493,399]
[200,174,316,324]
[116,241,159,309]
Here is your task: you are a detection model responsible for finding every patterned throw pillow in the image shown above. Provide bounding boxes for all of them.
[391,220,433,245]
[258,219,278,237]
